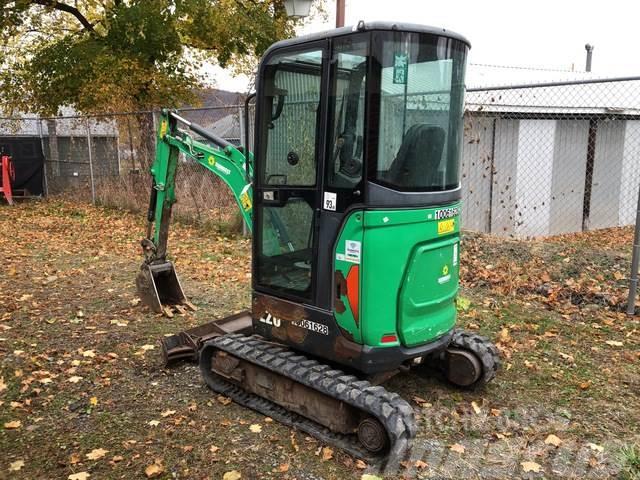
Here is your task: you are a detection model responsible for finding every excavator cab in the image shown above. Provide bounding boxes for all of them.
[250,22,470,373]
[139,22,499,462]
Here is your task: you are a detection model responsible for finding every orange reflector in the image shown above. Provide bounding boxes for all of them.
[381,334,398,344]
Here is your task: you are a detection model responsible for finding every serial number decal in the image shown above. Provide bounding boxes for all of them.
[434,207,460,220]
[291,319,329,336]
[259,313,329,336]
[437,218,455,235]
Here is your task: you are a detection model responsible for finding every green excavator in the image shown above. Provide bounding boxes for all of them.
[136,21,499,464]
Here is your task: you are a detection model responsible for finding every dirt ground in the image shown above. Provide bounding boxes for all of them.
[1,200,638,480]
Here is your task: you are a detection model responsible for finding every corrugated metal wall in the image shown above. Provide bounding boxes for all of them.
[461,115,640,237]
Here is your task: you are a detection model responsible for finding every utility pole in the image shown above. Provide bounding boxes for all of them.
[336,0,345,27]
[585,44,594,72]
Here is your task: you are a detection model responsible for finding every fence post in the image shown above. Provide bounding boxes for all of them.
[86,118,96,205]
[36,118,49,197]
[627,180,640,315]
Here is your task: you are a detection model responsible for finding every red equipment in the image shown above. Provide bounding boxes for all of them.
[0,153,15,205]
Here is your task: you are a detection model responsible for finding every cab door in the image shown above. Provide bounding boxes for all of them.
[253,43,328,303]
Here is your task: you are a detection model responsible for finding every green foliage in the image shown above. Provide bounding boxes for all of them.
[456,296,471,312]
[0,0,312,115]
[619,444,640,480]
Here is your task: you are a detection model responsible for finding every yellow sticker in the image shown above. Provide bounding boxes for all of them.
[208,155,216,166]
[438,219,455,235]
[240,191,252,212]
[159,119,168,139]
[442,264,449,276]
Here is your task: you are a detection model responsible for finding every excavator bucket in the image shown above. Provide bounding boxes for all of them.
[136,261,189,314]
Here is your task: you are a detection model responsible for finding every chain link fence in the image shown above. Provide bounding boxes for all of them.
[1,76,639,305]
[462,76,640,238]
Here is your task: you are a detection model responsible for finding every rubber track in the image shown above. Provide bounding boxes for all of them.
[199,334,416,463]
[450,328,501,387]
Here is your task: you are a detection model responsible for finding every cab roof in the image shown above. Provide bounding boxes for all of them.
[264,21,471,57]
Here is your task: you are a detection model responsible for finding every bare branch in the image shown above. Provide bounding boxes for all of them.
[31,0,95,32]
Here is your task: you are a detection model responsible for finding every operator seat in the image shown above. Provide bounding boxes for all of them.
[387,124,446,188]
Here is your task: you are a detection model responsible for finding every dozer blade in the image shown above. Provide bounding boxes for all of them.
[160,311,253,366]
[136,261,189,314]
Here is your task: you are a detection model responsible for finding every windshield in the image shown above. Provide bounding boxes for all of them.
[373,32,467,191]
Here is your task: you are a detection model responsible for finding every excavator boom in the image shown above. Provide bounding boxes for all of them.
[136,110,254,315]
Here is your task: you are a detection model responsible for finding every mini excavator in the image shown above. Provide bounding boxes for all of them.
[136,22,500,464]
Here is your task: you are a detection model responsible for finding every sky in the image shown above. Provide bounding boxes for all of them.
[210,0,640,92]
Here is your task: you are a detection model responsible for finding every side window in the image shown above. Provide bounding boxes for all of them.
[261,49,323,186]
[327,37,368,189]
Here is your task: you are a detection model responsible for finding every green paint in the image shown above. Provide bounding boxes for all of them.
[334,204,461,348]
[149,110,254,247]
[333,211,365,343]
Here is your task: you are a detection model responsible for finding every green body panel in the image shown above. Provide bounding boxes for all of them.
[334,204,461,348]
[333,212,365,344]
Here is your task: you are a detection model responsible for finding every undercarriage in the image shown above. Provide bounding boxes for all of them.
[162,321,500,464]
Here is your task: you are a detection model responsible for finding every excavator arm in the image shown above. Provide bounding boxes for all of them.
[136,109,253,315]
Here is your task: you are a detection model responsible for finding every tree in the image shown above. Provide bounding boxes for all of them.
[0,0,316,115]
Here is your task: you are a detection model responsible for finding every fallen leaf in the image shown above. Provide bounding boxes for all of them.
[545,434,562,447]
[86,448,108,460]
[112,455,124,463]
[415,459,429,469]
[579,381,592,390]
[148,420,160,427]
[605,340,623,347]
[471,401,481,414]
[68,473,90,480]
[0,377,6,393]
[587,443,604,453]
[140,344,155,351]
[217,395,232,406]
[498,327,511,343]
[521,461,541,473]
[209,445,219,454]
[182,445,193,453]
[361,475,383,480]
[278,463,290,472]
[81,350,95,358]
[450,443,465,454]
[160,409,176,417]
[249,424,262,433]
[4,420,21,429]
[69,453,81,465]
[9,460,25,471]
[144,462,164,478]
[558,352,575,363]
[68,376,83,384]
[321,446,334,461]
[355,459,367,469]
[223,471,241,480]
[89,397,98,406]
